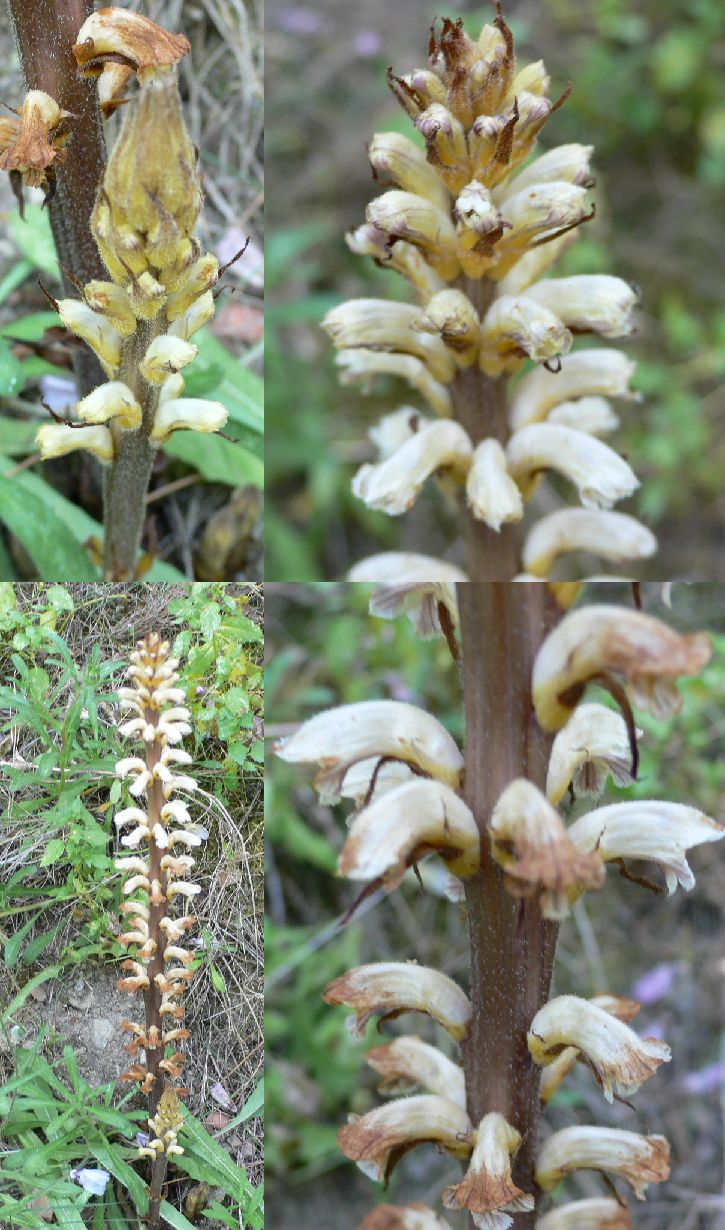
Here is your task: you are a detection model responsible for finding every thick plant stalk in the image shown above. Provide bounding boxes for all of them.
[324,11,658,586]
[7,0,107,395]
[112,633,203,1225]
[29,9,229,579]
[276,580,722,1230]
[458,582,559,1208]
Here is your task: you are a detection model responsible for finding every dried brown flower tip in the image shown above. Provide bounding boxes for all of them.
[73,9,190,81]
[358,1206,453,1230]
[443,1112,534,1226]
[0,91,73,207]
[366,1035,466,1107]
[537,1198,632,1230]
[338,1094,471,1183]
[536,1126,670,1200]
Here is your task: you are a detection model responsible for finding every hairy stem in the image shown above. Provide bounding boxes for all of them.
[457,582,560,1224]
[451,279,521,581]
[7,0,107,395]
[147,1150,168,1230]
[142,729,164,1119]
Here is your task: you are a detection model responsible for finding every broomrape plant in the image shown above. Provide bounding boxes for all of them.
[326,7,658,585]
[275,582,722,1229]
[3,7,237,580]
[113,631,203,1227]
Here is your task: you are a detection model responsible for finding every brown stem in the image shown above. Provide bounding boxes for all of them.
[147,1149,168,1230]
[7,0,108,396]
[457,581,561,1225]
[450,277,521,581]
[143,727,164,1120]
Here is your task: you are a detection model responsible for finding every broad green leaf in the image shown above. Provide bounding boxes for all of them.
[210,963,227,994]
[0,475,99,580]
[0,418,40,457]
[193,330,263,435]
[4,913,39,968]
[46,585,75,611]
[0,965,61,1026]
[158,1202,197,1230]
[163,432,263,488]
[0,310,62,341]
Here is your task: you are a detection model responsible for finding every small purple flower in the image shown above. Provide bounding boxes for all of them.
[135,1132,150,1148]
[354,31,382,57]
[681,1062,725,1096]
[275,6,324,35]
[632,962,678,1005]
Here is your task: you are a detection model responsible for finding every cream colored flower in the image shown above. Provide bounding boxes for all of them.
[366,1035,466,1108]
[539,993,641,1102]
[443,1113,534,1227]
[339,757,415,804]
[522,276,637,339]
[353,420,472,515]
[495,144,594,201]
[510,349,639,431]
[547,396,620,436]
[323,962,471,1041]
[56,300,123,374]
[490,779,604,918]
[532,605,712,731]
[536,1198,632,1230]
[323,300,456,383]
[566,800,725,894]
[368,132,452,212]
[415,290,481,364]
[348,554,467,583]
[480,295,571,373]
[368,581,459,636]
[338,1095,471,1182]
[336,350,452,417]
[523,509,656,578]
[358,1206,454,1230]
[506,424,638,509]
[528,994,670,1102]
[73,9,190,80]
[536,1126,670,1200]
[546,703,642,804]
[36,423,114,463]
[339,779,479,888]
[274,700,464,802]
[139,335,198,385]
[76,381,142,430]
[150,398,228,442]
[466,439,524,530]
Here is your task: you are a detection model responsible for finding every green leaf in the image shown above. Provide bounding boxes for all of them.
[193,330,263,437]
[40,838,65,867]
[0,475,99,580]
[0,965,61,1025]
[219,1078,263,1133]
[157,1202,197,1230]
[0,417,40,457]
[4,913,39,968]
[0,338,27,396]
[162,432,263,488]
[210,963,227,994]
[46,585,75,611]
[8,207,61,280]
[0,310,62,341]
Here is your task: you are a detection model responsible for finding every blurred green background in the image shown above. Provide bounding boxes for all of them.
[265,581,725,1228]
[267,0,725,580]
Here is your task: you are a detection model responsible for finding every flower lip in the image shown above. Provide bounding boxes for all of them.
[546,702,643,805]
[528,994,671,1103]
[532,605,712,732]
[523,508,657,578]
[535,1125,670,1200]
[273,700,464,802]
[506,423,639,511]
[323,961,471,1041]
[337,1094,471,1183]
[368,581,459,638]
[339,778,479,889]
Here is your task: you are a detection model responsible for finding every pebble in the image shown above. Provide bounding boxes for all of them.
[89,1018,114,1051]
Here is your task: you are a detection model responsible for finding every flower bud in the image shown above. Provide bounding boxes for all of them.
[466,439,524,531]
[510,349,639,431]
[566,800,725,895]
[546,703,642,804]
[348,554,467,584]
[443,1113,534,1224]
[481,295,572,373]
[36,423,114,463]
[168,291,215,341]
[339,779,479,888]
[165,254,220,320]
[366,191,458,278]
[537,1199,632,1230]
[506,424,639,509]
[352,420,472,515]
[528,994,670,1102]
[369,132,451,212]
[83,281,137,335]
[338,1094,471,1182]
[274,700,464,801]
[523,509,656,578]
[323,962,471,1040]
[415,290,481,364]
[366,1035,466,1107]
[150,398,228,442]
[490,779,604,918]
[532,605,712,730]
[56,301,123,374]
[76,381,142,430]
[536,1126,670,1200]
[496,144,594,204]
[139,336,198,385]
[522,276,638,339]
